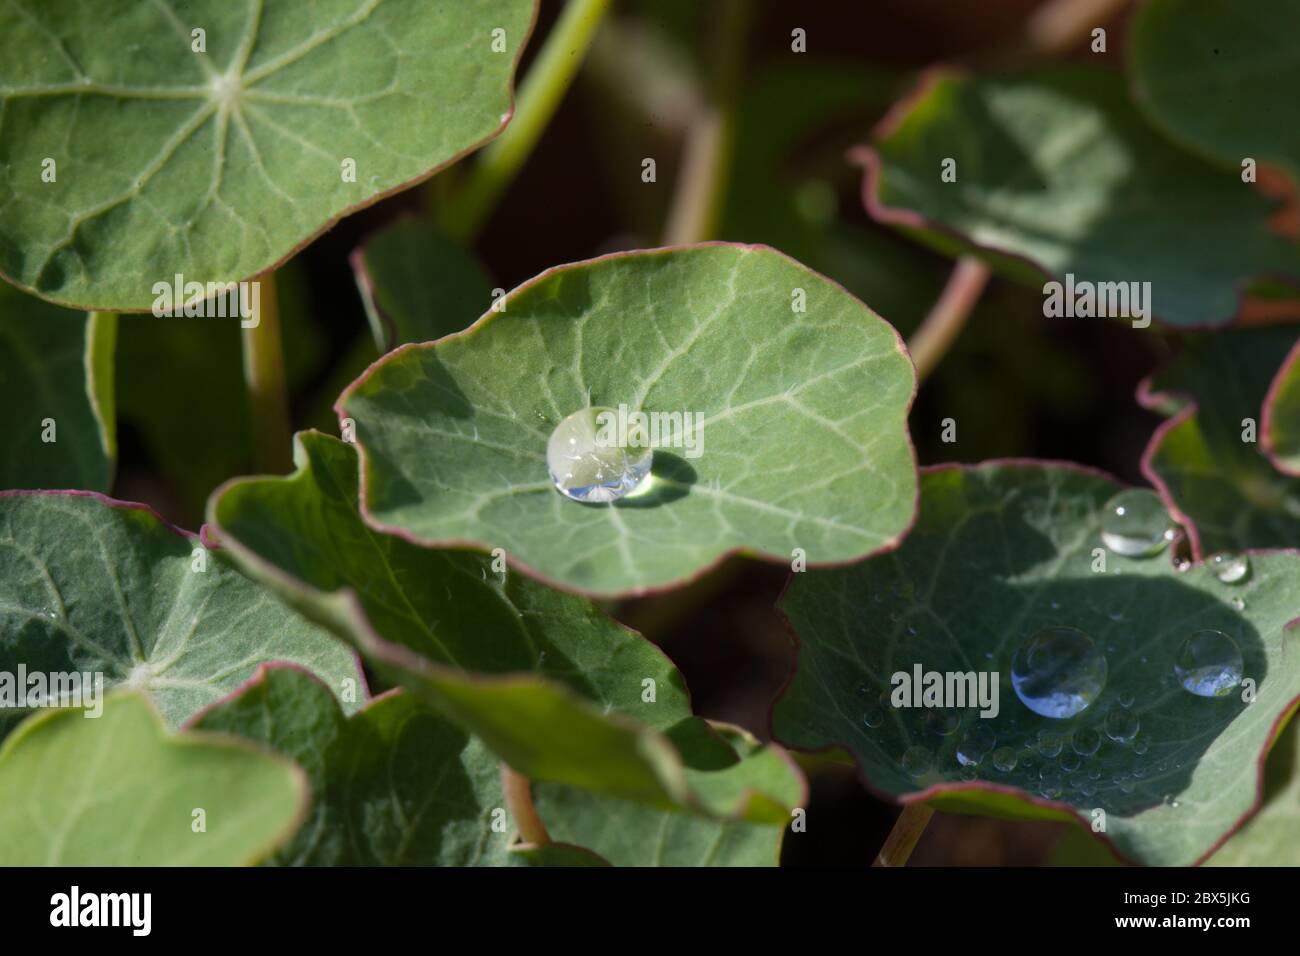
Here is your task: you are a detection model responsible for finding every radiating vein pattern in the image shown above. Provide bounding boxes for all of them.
[340,245,916,595]
[0,0,534,308]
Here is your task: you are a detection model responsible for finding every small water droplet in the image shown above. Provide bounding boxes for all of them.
[991,746,1018,772]
[1036,730,1063,757]
[1071,728,1101,756]
[1078,779,1097,797]
[925,709,961,736]
[1011,626,1108,719]
[1038,768,1063,798]
[959,764,978,781]
[956,724,996,767]
[862,708,884,729]
[1088,768,1102,780]
[1104,707,1140,744]
[1107,611,1127,623]
[906,624,918,636]
[1231,596,1246,611]
[1133,738,1149,755]
[1058,751,1081,772]
[546,407,652,503]
[1118,778,1136,794]
[1174,629,1244,697]
[1208,552,1250,584]
[1118,690,1135,708]
[902,745,934,778]
[856,683,871,699]
[1100,489,1175,557]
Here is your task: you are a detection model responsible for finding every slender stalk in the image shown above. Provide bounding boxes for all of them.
[1021,0,1133,56]
[873,803,934,867]
[441,0,612,241]
[906,256,990,383]
[241,270,293,474]
[661,0,749,245]
[501,764,551,846]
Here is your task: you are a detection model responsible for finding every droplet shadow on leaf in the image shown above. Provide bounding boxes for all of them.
[610,452,697,509]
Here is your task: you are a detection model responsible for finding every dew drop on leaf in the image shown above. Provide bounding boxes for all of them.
[1011,626,1108,719]
[991,746,1019,772]
[1207,552,1250,584]
[546,407,652,503]
[1174,629,1244,698]
[1100,489,1175,557]
[1036,730,1063,757]
[1071,727,1101,756]
[1104,707,1140,743]
[902,745,934,778]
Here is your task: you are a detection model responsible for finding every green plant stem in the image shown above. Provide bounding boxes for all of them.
[906,256,990,383]
[241,271,293,474]
[501,764,551,846]
[441,0,612,242]
[661,0,749,245]
[1021,0,1133,55]
[873,803,934,867]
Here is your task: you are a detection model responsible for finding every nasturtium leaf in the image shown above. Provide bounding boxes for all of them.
[861,68,1299,328]
[352,217,493,352]
[1139,327,1300,556]
[337,244,918,597]
[0,0,536,311]
[772,462,1300,866]
[0,691,306,864]
[1132,0,1300,187]
[532,725,803,866]
[0,283,114,491]
[194,664,513,865]
[1264,339,1300,476]
[208,431,805,817]
[1205,716,1300,866]
[0,490,362,740]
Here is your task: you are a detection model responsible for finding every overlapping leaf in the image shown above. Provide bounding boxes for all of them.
[0,0,536,310]
[1264,339,1300,476]
[352,217,494,352]
[194,664,514,865]
[1140,327,1300,556]
[773,462,1300,866]
[861,68,1299,327]
[336,244,917,597]
[1132,0,1300,187]
[532,724,801,866]
[0,691,305,864]
[207,430,804,817]
[0,283,114,491]
[0,490,363,739]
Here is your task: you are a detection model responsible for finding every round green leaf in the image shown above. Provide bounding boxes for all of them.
[1132,0,1300,187]
[1264,338,1300,476]
[1139,327,1300,556]
[0,283,114,491]
[0,489,363,739]
[772,461,1300,866]
[209,430,805,818]
[861,68,1299,328]
[0,691,306,865]
[337,244,918,597]
[0,0,536,310]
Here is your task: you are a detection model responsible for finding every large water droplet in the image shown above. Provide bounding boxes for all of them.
[1104,707,1140,744]
[902,745,934,778]
[1208,552,1249,584]
[1071,728,1101,756]
[1174,629,1243,698]
[1011,626,1108,719]
[546,407,652,503]
[991,746,1018,772]
[1100,489,1175,557]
